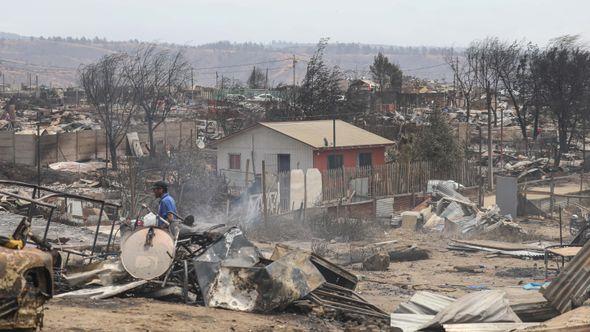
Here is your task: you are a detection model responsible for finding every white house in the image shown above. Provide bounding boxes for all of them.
[215,120,394,187]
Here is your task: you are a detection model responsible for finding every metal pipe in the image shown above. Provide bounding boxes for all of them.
[559,206,563,246]
[0,180,120,207]
[89,202,105,262]
[106,207,119,252]
[0,190,56,209]
[43,207,55,241]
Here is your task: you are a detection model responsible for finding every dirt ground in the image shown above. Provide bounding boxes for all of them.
[44,298,322,332]
[41,217,566,332]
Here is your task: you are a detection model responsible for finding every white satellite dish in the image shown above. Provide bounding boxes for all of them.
[196,139,205,149]
[121,227,175,280]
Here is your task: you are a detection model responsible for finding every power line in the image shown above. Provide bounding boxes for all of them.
[196,65,290,77]
[401,63,447,72]
[192,58,291,71]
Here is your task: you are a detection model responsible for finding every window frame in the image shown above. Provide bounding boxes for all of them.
[228,153,241,170]
[358,152,373,167]
[327,154,344,170]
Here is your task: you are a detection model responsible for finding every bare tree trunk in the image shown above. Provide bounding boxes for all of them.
[532,108,540,140]
[109,138,118,170]
[487,93,494,190]
[556,121,569,167]
[147,116,156,156]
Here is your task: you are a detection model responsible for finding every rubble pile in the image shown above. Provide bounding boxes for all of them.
[56,223,389,325]
[1,106,100,134]
[390,241,590,331]
[414,181,528,239]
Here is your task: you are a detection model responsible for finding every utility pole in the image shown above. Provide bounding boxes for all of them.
[36,111,41,192]
[333,118,336,150]
[265,67,269,90]
[478,126,483,208]
[35,75,39,98]
[487,95,493,190]
[292,55,296,86]
[451,57,459,107]
[582,120,586,192]
[190,67,194,105]
[500,107,504,168]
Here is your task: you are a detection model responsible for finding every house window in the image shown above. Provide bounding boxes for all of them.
[327,154,343,170]
[358,152,372,167]
[229,154,241,170]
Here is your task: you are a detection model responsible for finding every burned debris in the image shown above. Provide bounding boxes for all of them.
[2,16,590,331]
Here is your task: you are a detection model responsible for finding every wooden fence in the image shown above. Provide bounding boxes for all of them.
[320,160,479,202]
[0,121,201,166]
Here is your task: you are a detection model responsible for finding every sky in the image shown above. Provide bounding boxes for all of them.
[1,0,588,47]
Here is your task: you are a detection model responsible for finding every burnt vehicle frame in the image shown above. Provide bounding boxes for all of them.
[0,193,56,330]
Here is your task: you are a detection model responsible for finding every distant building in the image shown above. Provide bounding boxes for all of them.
[215,120,394,187]
[349,79,380,92]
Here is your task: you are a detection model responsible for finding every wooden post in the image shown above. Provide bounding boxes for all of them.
[581,120,586,192]
[179,122,183,149]
[12,131,15,165]
[164,122,168,150]
[94,130,98,159]
[550,172,555,219]
[75,131,79,161]
[261,160,268,223]
[129,157,136,217]
[303,170,307,224]
[55,133,60,162]
[559,206,563,246]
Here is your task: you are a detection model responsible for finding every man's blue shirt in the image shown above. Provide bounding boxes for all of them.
[158,193,177,226]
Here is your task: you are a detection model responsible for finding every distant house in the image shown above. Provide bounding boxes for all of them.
[215,120,394,186]
[349,79,380,92]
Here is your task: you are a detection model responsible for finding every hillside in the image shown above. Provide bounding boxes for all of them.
[0,34,454,88]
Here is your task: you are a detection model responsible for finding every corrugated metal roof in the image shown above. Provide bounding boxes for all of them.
[443,323,540,332]
[542,241,590,313]
[390,313,434,332]
[408,291,456,315]
[259,120,394,149]
[394,291,456,315]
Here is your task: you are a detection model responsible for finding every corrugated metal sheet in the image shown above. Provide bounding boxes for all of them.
[443,323,540,332]
[512,306,590,331]
[542,240,590,313]
[397,291,456,315]
[260,120,394,149]
[390,313,434,332]
[376,197,394,218]
[448,241,545,259]
[421,290,522,330]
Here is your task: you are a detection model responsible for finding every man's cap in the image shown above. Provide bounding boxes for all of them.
[151,181,168,190]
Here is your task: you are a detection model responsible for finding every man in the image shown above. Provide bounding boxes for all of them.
[152,181,177,227]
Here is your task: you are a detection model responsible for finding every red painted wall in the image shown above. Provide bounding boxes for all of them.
[313,146,386,171]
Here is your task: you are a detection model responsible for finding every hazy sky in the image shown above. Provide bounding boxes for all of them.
[2,0,588,47]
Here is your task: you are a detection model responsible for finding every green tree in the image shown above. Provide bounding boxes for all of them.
[530,35,590,166]
[247,66,266,89]
[369,52,403,94]
[298,38,343,116]
[413,109,463,172]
